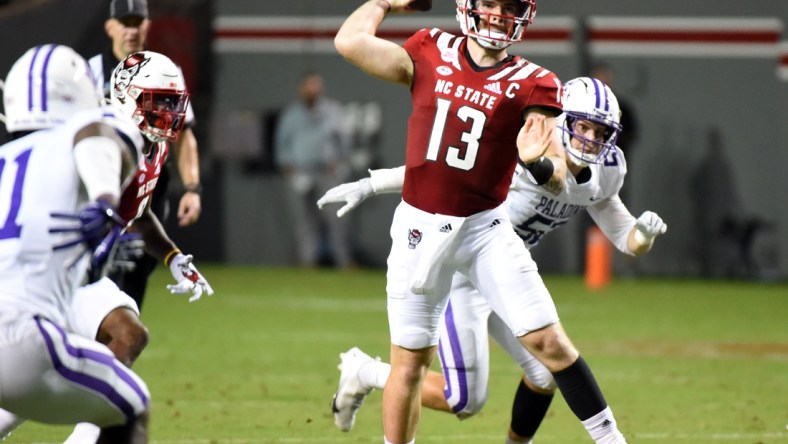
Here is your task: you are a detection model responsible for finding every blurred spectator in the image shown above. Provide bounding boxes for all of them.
[690,128,772,279]
[275,72,354,269]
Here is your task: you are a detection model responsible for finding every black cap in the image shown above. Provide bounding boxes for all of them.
[110,0,148,19]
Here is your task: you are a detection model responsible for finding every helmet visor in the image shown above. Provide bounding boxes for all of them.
[138,89,189,141]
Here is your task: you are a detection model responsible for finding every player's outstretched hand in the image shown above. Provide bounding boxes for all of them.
[635,211,667,242]
[167,253,214,302]
[50,199,126,251]
[50,199,130,281]
[517,114,554,164]
[88,228,146,283]
[317,178,374,218]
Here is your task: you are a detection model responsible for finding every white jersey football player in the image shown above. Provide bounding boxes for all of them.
[318,76,667,442]
[0,44,150,442]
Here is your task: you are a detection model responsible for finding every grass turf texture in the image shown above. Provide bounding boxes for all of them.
[7,267,788,443]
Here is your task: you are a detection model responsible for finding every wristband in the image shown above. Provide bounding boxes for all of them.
[184,183,203,195]
[164,248,182,266]
[522,157,554,186]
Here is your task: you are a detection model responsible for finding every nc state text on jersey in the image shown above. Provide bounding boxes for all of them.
[434,79,517,110]
[137,178,158,197]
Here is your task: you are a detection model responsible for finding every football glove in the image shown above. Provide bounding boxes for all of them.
[167,253,214,302]
[634,211,667,245]
[110,231,145,273]
[316,177,374,218]
[50,200,128,283]
[50,199,126,251]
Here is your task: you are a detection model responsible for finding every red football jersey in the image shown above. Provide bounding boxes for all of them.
[402,28,562,216]
[119,141,169,222]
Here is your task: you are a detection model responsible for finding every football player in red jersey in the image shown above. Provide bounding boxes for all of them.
[61,51,214,444]
[332,1,627,443]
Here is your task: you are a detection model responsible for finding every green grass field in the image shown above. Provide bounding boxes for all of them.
[7,267,788,443]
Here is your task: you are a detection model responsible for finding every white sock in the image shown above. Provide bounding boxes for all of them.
[384,437,414,444]
[582,407,626,443]
[359,360,391,391]
[63,422,101,444]
[0,408,24,439]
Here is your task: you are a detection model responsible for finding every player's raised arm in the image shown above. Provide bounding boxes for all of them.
[317,165,405,217]
[334,0,416,86]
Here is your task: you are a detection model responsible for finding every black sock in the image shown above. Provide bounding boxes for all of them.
[552,356,607,421]
[510,378,554,438]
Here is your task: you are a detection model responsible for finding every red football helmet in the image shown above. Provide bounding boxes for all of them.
[455,0,537,50]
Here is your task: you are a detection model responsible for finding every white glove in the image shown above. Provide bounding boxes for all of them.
[167,253,214,302]
[634,211,667,245]
[316,177,374,218]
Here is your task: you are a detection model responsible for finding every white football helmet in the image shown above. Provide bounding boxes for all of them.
[455,0,536,50]
[110,51,189,142]
[3,44,100,133]
[557,77,623,167]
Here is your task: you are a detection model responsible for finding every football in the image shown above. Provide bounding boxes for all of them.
[407,0,432,11]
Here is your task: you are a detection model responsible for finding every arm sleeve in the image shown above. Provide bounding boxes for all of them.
[73,136,123,202]
[587,194,637,255]
[369,165,405,193]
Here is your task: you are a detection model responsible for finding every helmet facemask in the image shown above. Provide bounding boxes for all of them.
[456,0,536,50]
[558,77,623,167]
[129,87,189,142]
[560,113,621,167]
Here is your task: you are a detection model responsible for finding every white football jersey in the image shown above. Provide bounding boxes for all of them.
[507,146,636,254]
[0,106,143,326]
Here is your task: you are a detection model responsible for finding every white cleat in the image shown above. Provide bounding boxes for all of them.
[331,346,376,432]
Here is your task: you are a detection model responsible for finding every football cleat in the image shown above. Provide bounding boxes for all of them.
[331,346,377,432]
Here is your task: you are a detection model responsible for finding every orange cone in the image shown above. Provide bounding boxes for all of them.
[585,225,612,290]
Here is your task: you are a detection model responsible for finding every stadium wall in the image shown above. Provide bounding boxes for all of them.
[1,0,786,278]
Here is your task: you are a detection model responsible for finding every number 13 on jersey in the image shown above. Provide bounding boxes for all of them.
[425,98,486,171]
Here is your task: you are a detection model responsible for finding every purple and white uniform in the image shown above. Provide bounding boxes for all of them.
[438,147,634,416]
[0,106,149,428]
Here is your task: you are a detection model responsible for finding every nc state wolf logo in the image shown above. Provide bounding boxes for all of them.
[407,229,422,249]
[112,53,150,105]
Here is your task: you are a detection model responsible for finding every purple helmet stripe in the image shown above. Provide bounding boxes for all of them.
[438,301,469,413]
[34,315,148,420]
[602,80,610,111]
[39,45,58,112]
[591,77,609,112]
[26,45,46,111]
